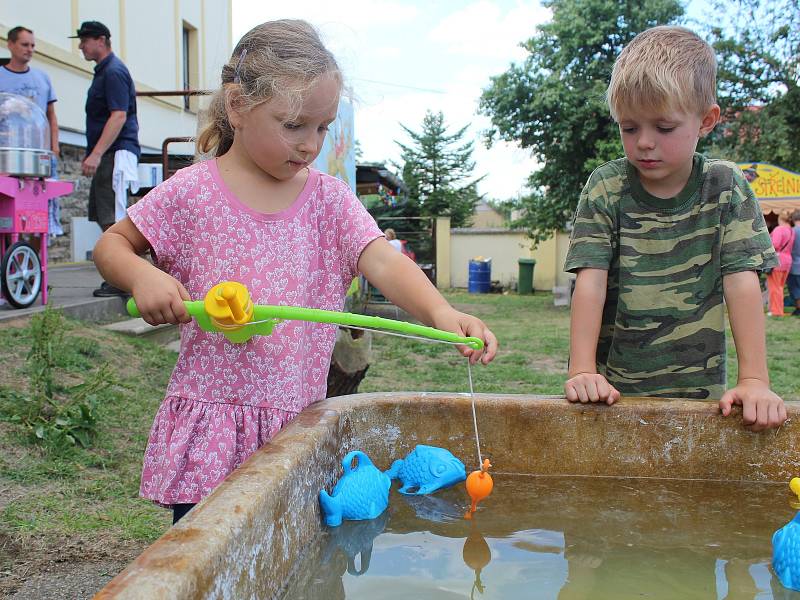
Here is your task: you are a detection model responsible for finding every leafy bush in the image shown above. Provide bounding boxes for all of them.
[1,306,122,452]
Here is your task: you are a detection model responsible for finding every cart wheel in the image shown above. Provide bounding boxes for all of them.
[1,241,42,308]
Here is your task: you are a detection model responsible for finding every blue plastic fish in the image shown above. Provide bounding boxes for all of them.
[385,444,466,495]
[773,512,800,591]
[319,451,391,527]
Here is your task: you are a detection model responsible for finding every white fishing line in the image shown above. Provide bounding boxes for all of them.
[467,360,483,470]
[215,318,486,469]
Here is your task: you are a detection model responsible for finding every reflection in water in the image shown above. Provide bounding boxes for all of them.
[462,519,491,599]
[280,477,800,599]
[283,510,390,600]
[400,492,463,523]
[323,510,390,576]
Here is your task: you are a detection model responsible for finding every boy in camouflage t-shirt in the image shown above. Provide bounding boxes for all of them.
[563,26,785,430]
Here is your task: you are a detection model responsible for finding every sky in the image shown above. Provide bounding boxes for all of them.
[232,0,551,201]
[231,1,717,201]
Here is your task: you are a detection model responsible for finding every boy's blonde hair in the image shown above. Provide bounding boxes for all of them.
[607,26,716,121]
[197,19,341,157]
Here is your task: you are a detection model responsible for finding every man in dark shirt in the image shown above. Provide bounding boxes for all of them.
[70,20,140,297]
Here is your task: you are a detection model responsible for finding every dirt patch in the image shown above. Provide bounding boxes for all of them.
[529,355,567,374]
[0,535,147,598]
[6,560,128,599]
[0,318,29,330]
[450,302,488,315]
[0,480,31,512]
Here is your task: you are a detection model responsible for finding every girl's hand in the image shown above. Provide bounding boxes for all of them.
[130,270,192,326]
[430,306,498,365]
[565,372,620,405]
[719,378,787,431]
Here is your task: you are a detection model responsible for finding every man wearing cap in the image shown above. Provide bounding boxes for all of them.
[71,21,140,297]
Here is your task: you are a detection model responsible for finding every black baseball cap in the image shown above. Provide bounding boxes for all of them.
[69,21,111,39]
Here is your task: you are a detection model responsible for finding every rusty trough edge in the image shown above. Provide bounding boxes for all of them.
[93,393,800,599]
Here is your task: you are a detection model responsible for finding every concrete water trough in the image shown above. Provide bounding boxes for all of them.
[94,393,800,599]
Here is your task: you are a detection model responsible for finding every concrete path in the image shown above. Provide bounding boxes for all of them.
[0,261,128,325]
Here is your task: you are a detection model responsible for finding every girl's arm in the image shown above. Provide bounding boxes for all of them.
[356,238,497,364]
[719,270,786,430]
[93,217,191,325]
[564,268,619,404]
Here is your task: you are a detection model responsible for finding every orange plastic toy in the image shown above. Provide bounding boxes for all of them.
[465,458,493,519]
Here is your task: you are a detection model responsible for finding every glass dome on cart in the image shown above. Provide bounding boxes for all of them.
[0,93,50,150]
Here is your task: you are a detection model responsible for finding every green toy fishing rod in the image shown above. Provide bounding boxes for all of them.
[126,281,484,349]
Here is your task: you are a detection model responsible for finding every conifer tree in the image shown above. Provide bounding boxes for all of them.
[396,111,484,228]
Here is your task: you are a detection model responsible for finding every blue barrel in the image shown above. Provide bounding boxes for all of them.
[468,258,491,293]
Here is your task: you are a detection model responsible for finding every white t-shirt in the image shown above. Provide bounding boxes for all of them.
[0,65,57,115]
[388,239,403,252]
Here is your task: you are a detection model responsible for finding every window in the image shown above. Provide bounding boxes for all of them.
[182,22,199,112]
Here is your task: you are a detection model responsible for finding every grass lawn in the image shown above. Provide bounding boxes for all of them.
[0,317,175,595]
[361,291,570,395]
[0,291,797,596]
[363,290,800,401]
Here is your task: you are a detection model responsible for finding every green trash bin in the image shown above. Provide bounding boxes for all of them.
[518,258,536,295]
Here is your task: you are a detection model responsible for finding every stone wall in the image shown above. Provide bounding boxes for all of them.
[50,143,92,263]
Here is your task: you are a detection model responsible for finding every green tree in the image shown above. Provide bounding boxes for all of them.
[704,0,800,170]
[479,0,683,245]
[396,111,484,228]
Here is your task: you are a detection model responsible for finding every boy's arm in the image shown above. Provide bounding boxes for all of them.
[565,268,620,404]
[357,237,497,364]
[568,268,607,377]
[720,270,786,430]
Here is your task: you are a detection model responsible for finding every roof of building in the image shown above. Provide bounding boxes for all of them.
[356,162,407,194]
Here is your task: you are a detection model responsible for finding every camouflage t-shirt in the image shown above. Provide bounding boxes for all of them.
[564,154,777,400]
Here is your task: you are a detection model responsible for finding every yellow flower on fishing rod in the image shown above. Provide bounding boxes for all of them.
[204,282,254,331]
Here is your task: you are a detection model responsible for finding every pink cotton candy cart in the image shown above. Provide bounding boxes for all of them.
[0,93,74,308]
[0,175,73,307]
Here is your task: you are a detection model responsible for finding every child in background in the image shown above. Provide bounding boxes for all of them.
[790,209,800,316]
[93,20,497,524]
[384,228,403,252]
[766,208,795,317]
[562,26,785,430]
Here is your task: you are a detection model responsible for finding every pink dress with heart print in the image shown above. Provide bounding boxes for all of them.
[127,160,383,506]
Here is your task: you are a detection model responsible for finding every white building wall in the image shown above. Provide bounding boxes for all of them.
[125,0,177,92]
[450,229,533,290]
[0,1,73,53]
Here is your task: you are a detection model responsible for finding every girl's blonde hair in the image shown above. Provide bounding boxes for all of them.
[778,209,793,223]
[197,19,341,157]
[607,26,716,121]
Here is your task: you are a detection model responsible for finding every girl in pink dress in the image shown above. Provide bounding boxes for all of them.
[93,20,497,524]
